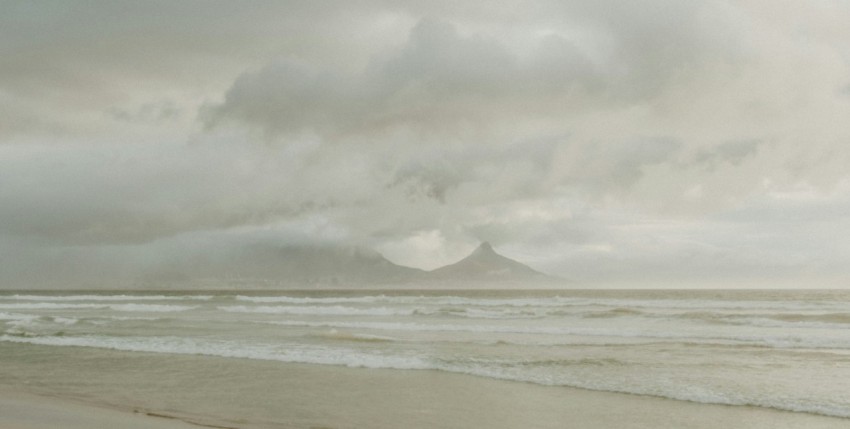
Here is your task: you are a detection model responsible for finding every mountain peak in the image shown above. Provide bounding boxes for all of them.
[430,241,550,282]
[474,241,495,254]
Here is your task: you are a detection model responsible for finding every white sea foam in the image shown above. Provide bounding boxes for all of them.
[106,304,199,312]
[311,329,397,343]
[235,295,391,304]
[0,303,102,310]
[0,312,39,321]
[0,303,197,312]
[0,312,41,331]
[445,307,544,319]
[104,316,164,321]
[1,303,194,313]
[50,316,79,325]
[219,305,419,316]
[0,334,430,370]
[1,294,212,301]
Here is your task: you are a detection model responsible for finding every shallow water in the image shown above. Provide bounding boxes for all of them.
[2,289,850,419]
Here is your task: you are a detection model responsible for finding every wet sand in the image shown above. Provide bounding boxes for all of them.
[0,391,199,429]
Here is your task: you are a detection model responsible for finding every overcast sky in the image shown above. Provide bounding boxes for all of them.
[2,0,850,288]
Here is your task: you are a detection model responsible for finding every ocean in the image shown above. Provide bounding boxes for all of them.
[2,289,850,424]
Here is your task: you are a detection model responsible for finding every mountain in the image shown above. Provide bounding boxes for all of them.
[230,244,428,285]
[138,241,558,288]
[429,242,554,283]
[141,244,427,288]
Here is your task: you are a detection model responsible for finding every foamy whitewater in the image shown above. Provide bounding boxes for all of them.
[2,289,850,419]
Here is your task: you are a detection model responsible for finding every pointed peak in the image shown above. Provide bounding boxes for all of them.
[473,241,495,255]
[430,240,552,280]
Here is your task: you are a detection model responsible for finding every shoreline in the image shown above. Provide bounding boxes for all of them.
[4,287,850,429]
[3,345,850,429]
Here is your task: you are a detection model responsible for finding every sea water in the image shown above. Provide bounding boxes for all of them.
[2,289,850,420]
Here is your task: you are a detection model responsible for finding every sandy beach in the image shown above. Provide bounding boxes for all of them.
[2,342,849,429]
[0,391,199,429]
[3,372,849,429]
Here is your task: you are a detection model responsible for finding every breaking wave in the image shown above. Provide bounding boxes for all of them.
[0,303,198,312]
[1,294,212,301]
[219,305,418,316]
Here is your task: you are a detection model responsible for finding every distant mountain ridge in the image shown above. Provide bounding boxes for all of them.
[140,241,559,288]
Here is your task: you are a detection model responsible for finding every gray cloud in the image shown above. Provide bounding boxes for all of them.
[0,1,414,140]
[692,139,763,170]
[204,17,603,139]
[549,1,746,98]
[204,3,751,140]
[0,139,391,246]
[106,101,182,124]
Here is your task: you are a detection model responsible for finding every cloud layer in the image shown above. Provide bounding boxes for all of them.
[2,1,850,287]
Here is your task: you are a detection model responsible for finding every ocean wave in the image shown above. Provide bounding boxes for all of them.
[262,320,850,350]
[0,312,41,332]
[309,329,397,343]
[235,295,588,308]
[233,294,850,313]
[445,361,850,420]
[580,308,645,318]
[0,303,198,312]
[0,311,39,321]
[0,334,430,370]
[235,295,390,304]
[106,304,199,312]
[0,303,104,310]
[6,293,847,315]
[652,311,850,330]
[450,307,544,319]
[219,305,419,316]
[708,316,850,331]
[103,315,165,321]
[0,294,213,302]
[771,312,850,324]
[229,302,617,321]
[50,316,79,325]
[229,300,546,319]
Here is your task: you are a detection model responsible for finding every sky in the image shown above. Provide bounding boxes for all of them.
[2,0,850,288]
